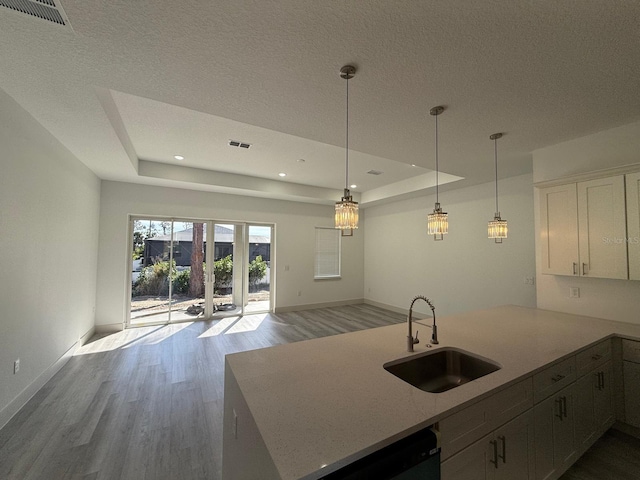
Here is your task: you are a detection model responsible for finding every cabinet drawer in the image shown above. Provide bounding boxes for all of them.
[439,378,533,461]
[533,357,576,403]
[576,340,612,377]
[623,339,640,363]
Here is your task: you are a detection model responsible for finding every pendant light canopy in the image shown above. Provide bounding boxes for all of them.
[335,65,358,236]
[488,132,508,242]
[427,106,448,240]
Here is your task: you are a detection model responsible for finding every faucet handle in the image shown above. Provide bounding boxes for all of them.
[413,330,419,344]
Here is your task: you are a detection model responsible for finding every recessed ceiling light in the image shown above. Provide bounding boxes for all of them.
[350,184,357,189]
[297,158,306,163]
[411,164,416,167]
[174,155,184,160]
[278,173,287,177]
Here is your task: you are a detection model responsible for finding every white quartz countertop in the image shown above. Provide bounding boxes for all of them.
[225,305,640,480]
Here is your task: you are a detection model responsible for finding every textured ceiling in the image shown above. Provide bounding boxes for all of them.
[1,0,639,205]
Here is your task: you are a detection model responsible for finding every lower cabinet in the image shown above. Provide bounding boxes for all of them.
[623,339,640,428]
[533,384,576,480]
[575,361,614,454]
[441,410,534,480]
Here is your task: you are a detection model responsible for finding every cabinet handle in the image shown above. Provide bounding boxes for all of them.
[591,353,602,361]
[498,435,506,464]
[490,439,499,468]
[582,263,588,275]
[562,396,568,419]
[555,397,564,421]
[598,371,605,390]
[573,262,578,275]
[551,374,565,382]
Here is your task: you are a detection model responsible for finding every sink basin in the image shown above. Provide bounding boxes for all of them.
[384,348,501,393]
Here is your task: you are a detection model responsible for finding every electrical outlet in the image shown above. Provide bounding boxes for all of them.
[570,287,580,298]
[14,358,20,374]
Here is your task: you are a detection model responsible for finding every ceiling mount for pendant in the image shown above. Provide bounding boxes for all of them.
[335,64,359,237]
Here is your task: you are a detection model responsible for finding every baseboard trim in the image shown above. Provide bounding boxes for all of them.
[275,298,364,314]
[95,323,124,334]
[0,326,95,431]
[364,298,429,319]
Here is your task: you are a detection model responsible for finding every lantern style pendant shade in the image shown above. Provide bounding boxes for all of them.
[428,106,448,240]
[335,65,358,236]
[488,133,507,243]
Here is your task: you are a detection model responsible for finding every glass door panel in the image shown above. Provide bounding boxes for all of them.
[246,224,272,313]
[130,219,174,325]
[168,221,208,322]
[212,224,243,318]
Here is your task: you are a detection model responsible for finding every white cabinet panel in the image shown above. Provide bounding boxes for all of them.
[577,176,628,279]
[626,172,640,280]
[539,184,579,275]
[539,175,629,279]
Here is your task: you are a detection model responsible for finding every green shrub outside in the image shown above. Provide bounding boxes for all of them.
[132,255,268,297]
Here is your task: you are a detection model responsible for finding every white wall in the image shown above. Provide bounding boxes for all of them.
[95,181,365,329]
[533,121,640,324]
[364,174,537,317]
[0,89,101,427]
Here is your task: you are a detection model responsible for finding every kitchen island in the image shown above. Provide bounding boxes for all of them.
[222,305,640,480]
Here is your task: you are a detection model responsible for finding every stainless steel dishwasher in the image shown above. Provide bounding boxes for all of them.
[318,427,440,479]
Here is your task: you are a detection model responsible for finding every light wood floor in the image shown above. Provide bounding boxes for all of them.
[0,304,405,480]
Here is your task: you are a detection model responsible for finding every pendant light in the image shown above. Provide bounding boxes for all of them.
[427,106,448,240]
[488,132,508,242]
[335,65,358,236]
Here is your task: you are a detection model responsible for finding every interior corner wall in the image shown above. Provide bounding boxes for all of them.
[363,173,537,317]
[95,181,365,328]
[533,121,640,324]
[0,88,101,427]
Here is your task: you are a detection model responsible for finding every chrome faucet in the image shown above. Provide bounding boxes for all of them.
[407,295,438,352]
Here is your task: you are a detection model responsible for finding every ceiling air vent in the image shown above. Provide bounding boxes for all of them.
[228,140,252,149]
[367,170,384,175]
[0,0,70,27]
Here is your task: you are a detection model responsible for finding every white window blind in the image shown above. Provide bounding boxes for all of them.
[314,227,341,279]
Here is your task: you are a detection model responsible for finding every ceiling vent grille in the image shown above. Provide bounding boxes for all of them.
[228,140,252,149]
[0,0,70,26]
[367,170,384,175]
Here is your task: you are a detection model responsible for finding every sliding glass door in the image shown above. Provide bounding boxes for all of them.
[128,218,273,327]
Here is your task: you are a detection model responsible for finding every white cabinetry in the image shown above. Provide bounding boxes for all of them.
[627,172,640,280]
[441,411,534,480]
[574,340,614,455]
[531,357,577,480]
[539,175,628,279]
[533,384,576,480]
[623,339,640,428]
[539,183,579,276]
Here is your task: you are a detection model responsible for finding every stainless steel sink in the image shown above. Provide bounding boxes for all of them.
[384,348,501,393]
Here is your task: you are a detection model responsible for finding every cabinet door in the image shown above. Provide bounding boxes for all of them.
[577,175,628,279]
[575,372,596,454]
[441,439,488,480]
[533,385,576,480]
[623,360,640,428]
[539,184,579,275]
[627,172,640,280]
[487,411,534,480]
[594,361,614,432]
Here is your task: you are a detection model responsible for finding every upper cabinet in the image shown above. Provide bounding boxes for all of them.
[627,172,640,281]
[539,174,629,280]
[539,184,579,276]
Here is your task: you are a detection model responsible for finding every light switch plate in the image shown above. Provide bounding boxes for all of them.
[570,287,580,298]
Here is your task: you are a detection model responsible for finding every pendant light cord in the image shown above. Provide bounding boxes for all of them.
[345,75,349,191]
[435,112,439,203]
[494,136,499,214]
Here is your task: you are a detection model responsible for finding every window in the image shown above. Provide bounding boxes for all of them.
[315,227,341,279]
